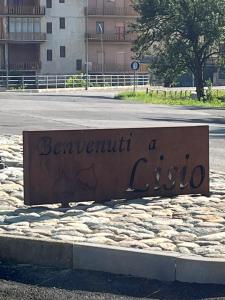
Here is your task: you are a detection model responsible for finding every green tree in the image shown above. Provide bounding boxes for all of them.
[132,0,225,99]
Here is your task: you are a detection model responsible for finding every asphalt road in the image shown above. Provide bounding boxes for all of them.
[0,90,224,172]
[1,262,225,300]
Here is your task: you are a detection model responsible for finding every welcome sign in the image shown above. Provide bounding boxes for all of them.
[23,126,209,206]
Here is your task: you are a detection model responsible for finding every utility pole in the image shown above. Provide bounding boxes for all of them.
[85,0,89,90]
[98,23,104,75]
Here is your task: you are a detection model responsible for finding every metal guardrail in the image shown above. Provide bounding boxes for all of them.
[0,32,46,42]
[87,32,136,42]
[0,74,149,90]
[0,5,45,15]
[9,61,41,71]
[87,7,137,16]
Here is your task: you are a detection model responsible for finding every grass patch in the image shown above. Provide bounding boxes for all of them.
[115,90,225,107]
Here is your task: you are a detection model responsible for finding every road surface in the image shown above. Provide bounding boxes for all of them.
[0,90,224,172]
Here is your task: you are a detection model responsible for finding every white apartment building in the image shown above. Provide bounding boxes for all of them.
[40,0,86,74]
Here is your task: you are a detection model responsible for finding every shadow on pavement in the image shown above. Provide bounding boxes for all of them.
[0,263,225,299]
[142,116,225,126]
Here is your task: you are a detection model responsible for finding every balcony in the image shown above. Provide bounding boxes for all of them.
[87,6,137,17]
[0,5,45,16]
[9,61,41,71]
[0,32,46,42]
[87,32,136,43]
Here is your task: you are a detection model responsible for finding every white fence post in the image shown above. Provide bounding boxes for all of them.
[36,75,39,89]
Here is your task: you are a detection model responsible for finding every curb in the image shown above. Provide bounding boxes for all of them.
[4,85,148,94]
[1,236,225,284]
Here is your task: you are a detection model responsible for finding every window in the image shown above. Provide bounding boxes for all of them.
[115,23,125,40]
[59,0,65,2]
[60,46,66,58]
[33,18,41,32]
[46,0,52,8]
[76,59,82,71]
[60,17,65,29]
[47,49,52,61]
[9,17,41,33]
[47,22,52,34]
[96,21,104,34]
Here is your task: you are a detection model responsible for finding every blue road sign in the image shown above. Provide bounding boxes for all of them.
[131,61,140,71]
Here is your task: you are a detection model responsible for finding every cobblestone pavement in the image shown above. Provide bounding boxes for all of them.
[0,135,225,258]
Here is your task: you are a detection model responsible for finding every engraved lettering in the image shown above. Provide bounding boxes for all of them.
[127,133,133,152]
[107,140,117,153]
[180,166,189,189]
[149,139,156,151]
[190,165,205,189]
[153,167,161,191]
[87,141,94,154]
[54,142,62,155]
[119,136,126,152]
[163,167,177,191]
[38,136,52,155]
[63,142,74,154]
[127,158,150,193]
[95,140,106,153]
[77,141,86,154]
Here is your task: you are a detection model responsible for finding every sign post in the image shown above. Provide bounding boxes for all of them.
[131,61,140,94]
[23,126,209,206]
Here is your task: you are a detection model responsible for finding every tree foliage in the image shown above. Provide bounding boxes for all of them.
[132,0,225,98]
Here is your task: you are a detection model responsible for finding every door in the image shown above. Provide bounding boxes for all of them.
[115,22,125,40]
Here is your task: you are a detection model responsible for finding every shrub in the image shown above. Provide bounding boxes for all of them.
[66,74,86,88]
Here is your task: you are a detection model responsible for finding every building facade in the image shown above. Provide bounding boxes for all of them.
[87,0,141,73]
[42,0,85,74]
[0,0,86,75]
[0,0,146,76]
[0,0,46,75]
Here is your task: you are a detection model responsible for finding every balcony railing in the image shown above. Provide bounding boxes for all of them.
[0,5,45,15]
[91,63,148,73]
[92,63,131,73]
[87,6,137,17]
[87,32,136,42]
[0,32,46,42]
[9,61,41,71]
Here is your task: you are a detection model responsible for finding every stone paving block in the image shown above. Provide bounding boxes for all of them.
[176,255,225,284]
[73,243,177,281]
[0,236,73,268]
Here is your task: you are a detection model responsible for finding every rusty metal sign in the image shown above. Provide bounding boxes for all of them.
[23,126,209,206]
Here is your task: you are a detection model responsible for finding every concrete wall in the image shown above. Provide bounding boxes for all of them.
[40,0,85,75]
